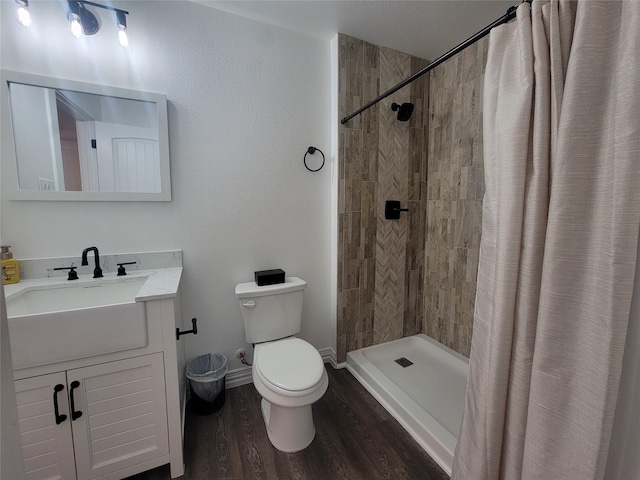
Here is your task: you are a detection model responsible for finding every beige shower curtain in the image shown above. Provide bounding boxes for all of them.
[452,1,640,479]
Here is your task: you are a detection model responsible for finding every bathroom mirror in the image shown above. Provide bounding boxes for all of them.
[1,70,171,201]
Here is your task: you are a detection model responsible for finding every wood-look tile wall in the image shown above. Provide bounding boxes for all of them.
[337,34,488,362]
[337,34,429,363]
[423,38,488,357]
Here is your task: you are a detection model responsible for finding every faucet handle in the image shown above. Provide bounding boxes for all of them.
[54,266,79,281]
[117,262,137,276]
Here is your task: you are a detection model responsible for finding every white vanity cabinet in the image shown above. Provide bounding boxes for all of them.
[12,289,186,480]
[16,354,168,480]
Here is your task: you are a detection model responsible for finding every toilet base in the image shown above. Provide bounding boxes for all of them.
[261,399,316,453]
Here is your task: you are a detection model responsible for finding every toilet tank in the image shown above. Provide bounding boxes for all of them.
[235,277,307,344]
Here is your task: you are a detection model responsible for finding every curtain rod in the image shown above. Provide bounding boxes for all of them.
[340,1,528,125]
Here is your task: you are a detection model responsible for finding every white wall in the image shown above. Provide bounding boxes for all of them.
[0,0,334,370]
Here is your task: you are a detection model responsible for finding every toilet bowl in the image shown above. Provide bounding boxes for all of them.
[252,337,328,452]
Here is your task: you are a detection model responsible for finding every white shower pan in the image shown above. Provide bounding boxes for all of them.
[347,334,469,475]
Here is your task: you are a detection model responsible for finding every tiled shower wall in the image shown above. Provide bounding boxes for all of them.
[337,34,488,361]
[423,38,488,357]
[337,34,429,363]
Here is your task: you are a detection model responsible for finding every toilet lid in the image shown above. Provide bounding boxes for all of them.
[256,338,324,392]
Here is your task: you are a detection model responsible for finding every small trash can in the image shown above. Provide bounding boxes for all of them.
[186,353,228,415]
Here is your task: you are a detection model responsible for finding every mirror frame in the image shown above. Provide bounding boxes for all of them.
[1,70,171,201]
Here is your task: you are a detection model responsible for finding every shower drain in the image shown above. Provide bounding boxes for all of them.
[394,357,414,368]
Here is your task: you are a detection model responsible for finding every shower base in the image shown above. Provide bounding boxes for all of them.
[346,334,469,475]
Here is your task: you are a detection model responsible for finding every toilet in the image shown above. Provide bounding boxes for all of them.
[235,277,328,452]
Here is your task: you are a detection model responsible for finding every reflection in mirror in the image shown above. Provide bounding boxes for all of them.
[1,70,171,201]
[10,84,160,193]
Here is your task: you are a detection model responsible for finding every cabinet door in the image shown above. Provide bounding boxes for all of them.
[15,372,77,480]
[68,353,169,480]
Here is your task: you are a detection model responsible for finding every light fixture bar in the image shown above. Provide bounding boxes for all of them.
[73,0,128,17]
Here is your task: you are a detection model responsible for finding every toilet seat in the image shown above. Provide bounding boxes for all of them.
[255,338,324,393]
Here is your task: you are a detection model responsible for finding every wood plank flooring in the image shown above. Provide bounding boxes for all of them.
[127,365,449,480]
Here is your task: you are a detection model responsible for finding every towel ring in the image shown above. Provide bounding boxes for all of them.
[304,146,325,172]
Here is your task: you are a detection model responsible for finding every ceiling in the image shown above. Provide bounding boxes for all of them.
[194,1,517,60]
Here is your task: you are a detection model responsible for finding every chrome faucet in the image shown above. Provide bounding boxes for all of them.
[81,246,103,278]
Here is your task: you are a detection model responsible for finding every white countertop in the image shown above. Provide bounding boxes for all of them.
[4,267,183,303]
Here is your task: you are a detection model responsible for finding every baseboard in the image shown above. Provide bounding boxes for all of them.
[319,347,339,369]
[225,365,253,389]
[225,347,340,388]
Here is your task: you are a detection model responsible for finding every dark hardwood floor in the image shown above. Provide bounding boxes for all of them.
[127,365,449,480]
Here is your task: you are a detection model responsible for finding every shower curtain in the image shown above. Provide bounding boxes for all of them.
[452,1,640,479]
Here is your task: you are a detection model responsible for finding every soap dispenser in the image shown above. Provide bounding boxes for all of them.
[1,245,20,285]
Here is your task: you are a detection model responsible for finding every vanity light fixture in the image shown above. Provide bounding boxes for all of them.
[15,0,31,27]
[116,10,128,47]
[67,1,85,38]
[66,0,129,46]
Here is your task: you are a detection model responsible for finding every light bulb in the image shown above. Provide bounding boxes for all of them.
[70,15,83,38]
[17,6,31,27]
[118,29,128,47]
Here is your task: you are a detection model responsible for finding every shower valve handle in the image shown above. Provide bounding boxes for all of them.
[385,200,409,220]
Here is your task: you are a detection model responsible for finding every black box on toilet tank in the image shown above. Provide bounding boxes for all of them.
[255,269,285,286]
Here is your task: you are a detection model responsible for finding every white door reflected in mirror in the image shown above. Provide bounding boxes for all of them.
[93,122,160,193]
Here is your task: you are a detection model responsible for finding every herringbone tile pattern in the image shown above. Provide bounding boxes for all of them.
[374,47,411,345]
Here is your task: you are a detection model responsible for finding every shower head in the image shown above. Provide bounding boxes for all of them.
[391,102,414,122]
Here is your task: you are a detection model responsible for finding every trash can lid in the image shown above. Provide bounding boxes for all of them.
[256,338,324,392]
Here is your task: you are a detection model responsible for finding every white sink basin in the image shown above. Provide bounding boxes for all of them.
[6,277,148,316]
[7,277,149,369]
